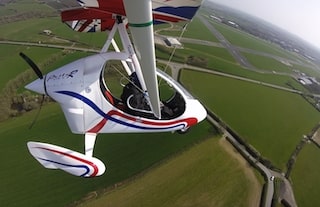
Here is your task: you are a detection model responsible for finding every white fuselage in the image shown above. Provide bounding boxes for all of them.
[26,52,207,135]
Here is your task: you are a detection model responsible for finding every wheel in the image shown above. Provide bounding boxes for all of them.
[176,127,189,134]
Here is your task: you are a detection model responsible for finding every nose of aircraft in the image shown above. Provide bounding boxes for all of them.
[25,78,46,95]
[196,101,207,123]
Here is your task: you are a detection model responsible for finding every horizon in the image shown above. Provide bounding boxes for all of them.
[206,0,320,52]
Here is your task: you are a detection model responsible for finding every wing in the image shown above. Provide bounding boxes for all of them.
[61,8,116,32]
[152,0,203,24]
[61,0,202,32]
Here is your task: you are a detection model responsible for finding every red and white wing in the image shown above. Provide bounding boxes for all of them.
[61,0,202,32]
[61,8,115,32]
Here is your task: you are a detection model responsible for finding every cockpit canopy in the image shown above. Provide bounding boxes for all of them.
[100,60,186,120]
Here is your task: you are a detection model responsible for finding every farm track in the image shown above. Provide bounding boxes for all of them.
[0,40,100,53]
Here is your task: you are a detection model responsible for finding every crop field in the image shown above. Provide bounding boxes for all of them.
[0,46,90,93]
[180,70,320,169]
[243,53,294,74]
[291,144,320,207]
[158,17,219,43]
[0,0,54,17]
[0,103,215,206]
[0,17,107,47]
[0,18,61,42]
[183,43,236,63]
[184,17,219,42]
[82,137,261,207]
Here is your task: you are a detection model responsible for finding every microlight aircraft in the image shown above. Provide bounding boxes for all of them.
[22,0,206,177]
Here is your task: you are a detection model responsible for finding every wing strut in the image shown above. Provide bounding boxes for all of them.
[85,133,97,157]
[123,0,161,119]
[98,10,161,118]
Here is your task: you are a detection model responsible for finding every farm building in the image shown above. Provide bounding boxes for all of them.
[164,37,182,47]
[298,77,313,85]
[43,30,52,35]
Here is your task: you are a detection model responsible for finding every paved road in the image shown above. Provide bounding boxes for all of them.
[198,15,255,70]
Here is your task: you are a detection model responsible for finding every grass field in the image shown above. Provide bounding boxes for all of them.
[243,53,294,74]
[0,17,106,47]
[81,137,261,207]
[183,43,236,64]
[0,0,54,17]
[243,52,320,78]
[157,17,219,43]
[291,143,320,207]
[0,46,61,89]
[0,46,90,91]
[181,70,320,169]
[0,103,216,207]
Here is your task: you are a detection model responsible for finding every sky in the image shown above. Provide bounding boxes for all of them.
[207,0,320,50]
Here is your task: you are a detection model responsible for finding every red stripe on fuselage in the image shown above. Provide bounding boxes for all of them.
[87,109,198,133]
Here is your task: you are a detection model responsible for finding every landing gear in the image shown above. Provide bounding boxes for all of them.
[176,127,189,134]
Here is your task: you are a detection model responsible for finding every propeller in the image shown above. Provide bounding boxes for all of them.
[19,52,43,79]
[19,52,46,129]
[28,94,45,129]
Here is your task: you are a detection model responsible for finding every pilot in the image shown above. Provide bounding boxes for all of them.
[121,72,149,112]
[121,72,174,119]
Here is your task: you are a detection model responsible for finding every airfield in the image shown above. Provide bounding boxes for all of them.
[1,1,320,207]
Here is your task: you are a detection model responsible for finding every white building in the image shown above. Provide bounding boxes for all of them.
[43,30,52,35]
[165,37,182,47]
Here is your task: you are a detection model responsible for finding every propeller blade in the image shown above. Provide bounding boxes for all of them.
[28,94,45,129]
[19,52,43,79]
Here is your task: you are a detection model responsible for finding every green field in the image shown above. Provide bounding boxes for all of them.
[157,17,220,42]
[291,144,320,207]
[0,46,61,89]
[0,0,54,17]
[181,70,320,169]
[82,137,261,207]
[243,53,293,74]
[0,17,106,47]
